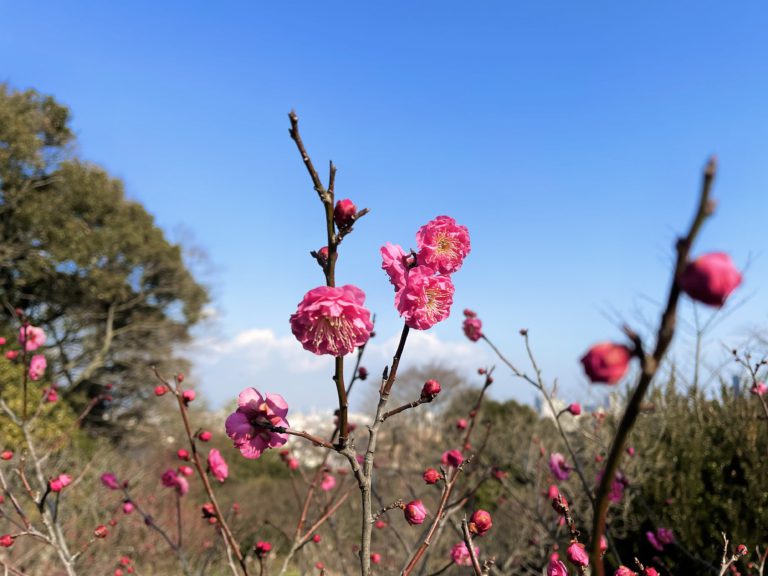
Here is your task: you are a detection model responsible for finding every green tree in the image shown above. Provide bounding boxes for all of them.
[0,84,208,437]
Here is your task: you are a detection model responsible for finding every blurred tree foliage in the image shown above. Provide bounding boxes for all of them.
[0,84,208,439]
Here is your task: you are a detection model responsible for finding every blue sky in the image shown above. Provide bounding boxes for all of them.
[1,1,767,411]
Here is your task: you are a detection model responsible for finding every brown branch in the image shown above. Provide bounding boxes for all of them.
[461,518,483,576]
[588,157,718,574]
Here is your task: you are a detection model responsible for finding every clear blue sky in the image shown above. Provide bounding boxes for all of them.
[1,1,767,411]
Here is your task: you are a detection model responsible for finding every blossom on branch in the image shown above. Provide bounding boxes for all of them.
[225,388,290,459]
[416,215,471,275]
[290,285,373,356]
[450,542,479,566]
[580,342,631,384]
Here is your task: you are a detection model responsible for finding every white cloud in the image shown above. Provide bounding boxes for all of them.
[187,326,494,411]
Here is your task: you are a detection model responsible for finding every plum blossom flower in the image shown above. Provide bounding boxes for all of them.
[547,558,568,576]
[423,468,441,484]
[441,449,463,468]
[463,309,483,342]
[320,473,336,492]
[254,541,272,558]
[456,418,468,430]
[101,473,121,490]
[450,542,479,566]
[566,542,589,567]
[680,252,741,307]
[225,388,290,459]
[19,325,46,352]
[381,243,412,291]
[28,354,46,381]
[161,469,189,496]
[416,216,471,275]
[207,449,228,482]
[596,469,629,503]
[396,266,454,330]
[614,567,637,576]
[49,474,72,493]
[403,500,428,525]
[469,509,492,536]
[656,527,674,546]
[751,382,767,396]
[549,453,570,481]
[334,198,357,229]
[290,285,373,356]
[581,342,631,384]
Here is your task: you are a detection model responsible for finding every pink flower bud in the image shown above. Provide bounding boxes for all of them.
[614,567,637,576]
[358,366,368,380]
[287,457,299,470]
[49,473,72,493]
[178,465,194,476]
[423,468,441,484]
[627,446,635,457]
[547,558,568,576]
[469,509,492,536]
[450,542,479,566]
[645,569,659,576]
[101,473,121,490]
[177,373,185,383]
[94,524,109,538]
[441,449,463,468]
[370,553,381,565]
[568,403,582,416]
[4,350,18,360]
[1,451,13,461]
[463,316,483,342]
[199,430,212,442]
[207,449,228,483]
[566,542,589,567]
[737,544,748,556]
[680,252,741,307]
[177,449,190,460]
[27,354,46,381]
[375,520,387,529]
[464,309,477,318]
[751,382,767,396]
[255,541,272,558]
[317,246,329,266]
[456,418,468,430]
[312,534,321,543]
[334,199,357,229]
[581,342,631,384]
[182,389,196,404]
[201,503,216,519]
[421,379,441,399]
[600,535,608,554]
[154,385,167,396]
[0,534,14,548]
[122,501,134,514]
[0,337,5,346]
[404,500,428,525]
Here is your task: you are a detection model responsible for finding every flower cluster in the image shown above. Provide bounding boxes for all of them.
[381,216,470,330]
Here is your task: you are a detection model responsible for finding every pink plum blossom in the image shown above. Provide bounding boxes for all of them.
[547,558,569,576]
[320,473,336,492]
[225,388,290,459]
[680,252,742,307]
[19,325,46,352]
[751,382,767,396]
[416,216,471,275]
[549,452,571,481]
[450,541,479,566]
[396,266,454,330]
[581,342,631,384]
[28,354,46,381]
[566,542,589,567]
[101,473,121,490]
[463,309,483,342]
[207,449,228,482]
[49,474,72,493]
[441,449,463,468]
[290,285,373,356]
[403,500,428,525]
[161,469,189,496]
[614,567,637,576]
[381,243,411,291]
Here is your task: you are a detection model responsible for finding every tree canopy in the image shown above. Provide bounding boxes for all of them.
[0,84,208,436]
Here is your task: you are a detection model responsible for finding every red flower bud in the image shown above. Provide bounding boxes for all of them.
[422,468,441,484]
[154,385,167,397]
[94,524,109,538]
[680,252,741,307]
[182,389,196,404]
[0,534,13,548]
[199,431,212,442]
[1,451,12,461]
[469,509,492,536]
[567,403,582,416]
[581,342,631,384]
[421,379,441,399]
[255,541,272,558]
[403,500,428,525]
[334,199,357,229]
